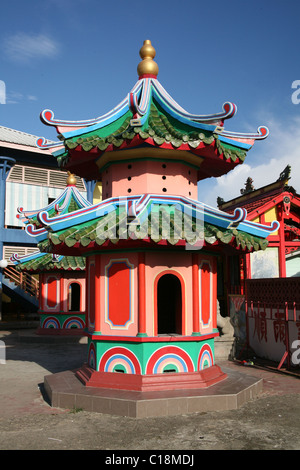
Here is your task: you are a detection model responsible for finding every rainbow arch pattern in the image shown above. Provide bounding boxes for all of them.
[62,317,85,329]
[197,343,214,370]
[41,317,60,329]
[99,347,142,374]
[41,315,85,330]
[146,346,194,374]
[86,342,215,375]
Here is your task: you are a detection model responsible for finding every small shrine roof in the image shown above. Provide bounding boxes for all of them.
[218,165,300,219]
[17,171,92,229]
[219,184,286,217]
[36,40,269,181]
[10,250,85,272]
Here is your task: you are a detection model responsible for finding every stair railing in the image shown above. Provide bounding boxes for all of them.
[3,266,39,299]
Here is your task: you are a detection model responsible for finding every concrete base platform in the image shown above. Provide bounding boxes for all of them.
[44,367,263,418]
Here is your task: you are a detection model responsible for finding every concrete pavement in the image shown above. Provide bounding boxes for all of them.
[0,328,299,450]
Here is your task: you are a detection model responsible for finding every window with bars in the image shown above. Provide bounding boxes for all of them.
[7,165,86,191]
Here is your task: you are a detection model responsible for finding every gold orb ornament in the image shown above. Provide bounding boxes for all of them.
[137,40,159,77]
[66,171,77,186]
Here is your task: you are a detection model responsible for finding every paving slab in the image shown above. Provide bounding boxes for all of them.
[44,366,263,418]
[0,328,300,450]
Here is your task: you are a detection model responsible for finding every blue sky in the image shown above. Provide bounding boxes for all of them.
[1,0,300,206]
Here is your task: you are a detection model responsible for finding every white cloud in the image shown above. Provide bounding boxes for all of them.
[198,114,300,207]
[3,33,59,64]
[5,90,38,104]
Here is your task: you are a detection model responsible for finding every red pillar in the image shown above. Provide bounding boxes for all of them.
[94,255,101,333]
[278,205,286,278]
[212,257,217,329]
[137,252,147,336]
[60,275,64,311]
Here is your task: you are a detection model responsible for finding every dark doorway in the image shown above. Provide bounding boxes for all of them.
[68,283,81,311]
[157,274,182,334]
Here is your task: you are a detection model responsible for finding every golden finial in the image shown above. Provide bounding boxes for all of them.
[66,171,77,186]
[137,40,159,78]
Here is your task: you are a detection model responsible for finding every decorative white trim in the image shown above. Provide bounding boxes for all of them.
[199,259,213,331]
[45,275,60,311]
[88,259,96,329]
[104,258,135,330]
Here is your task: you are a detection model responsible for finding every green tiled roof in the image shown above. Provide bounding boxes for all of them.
[62,103,247,168]
[37,206,268,253]
[15,254,86,272]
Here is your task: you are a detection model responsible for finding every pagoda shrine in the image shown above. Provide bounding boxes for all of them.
[11,250,86,335]
[21,40,279,397]
[12,172,90,334]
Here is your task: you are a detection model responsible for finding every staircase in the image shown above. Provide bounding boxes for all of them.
[2,266,39,310]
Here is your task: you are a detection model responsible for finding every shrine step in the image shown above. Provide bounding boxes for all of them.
[44,367,263,418]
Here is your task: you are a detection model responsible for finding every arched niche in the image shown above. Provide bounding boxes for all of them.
[155,271,185,335]
[68,282,81,312]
